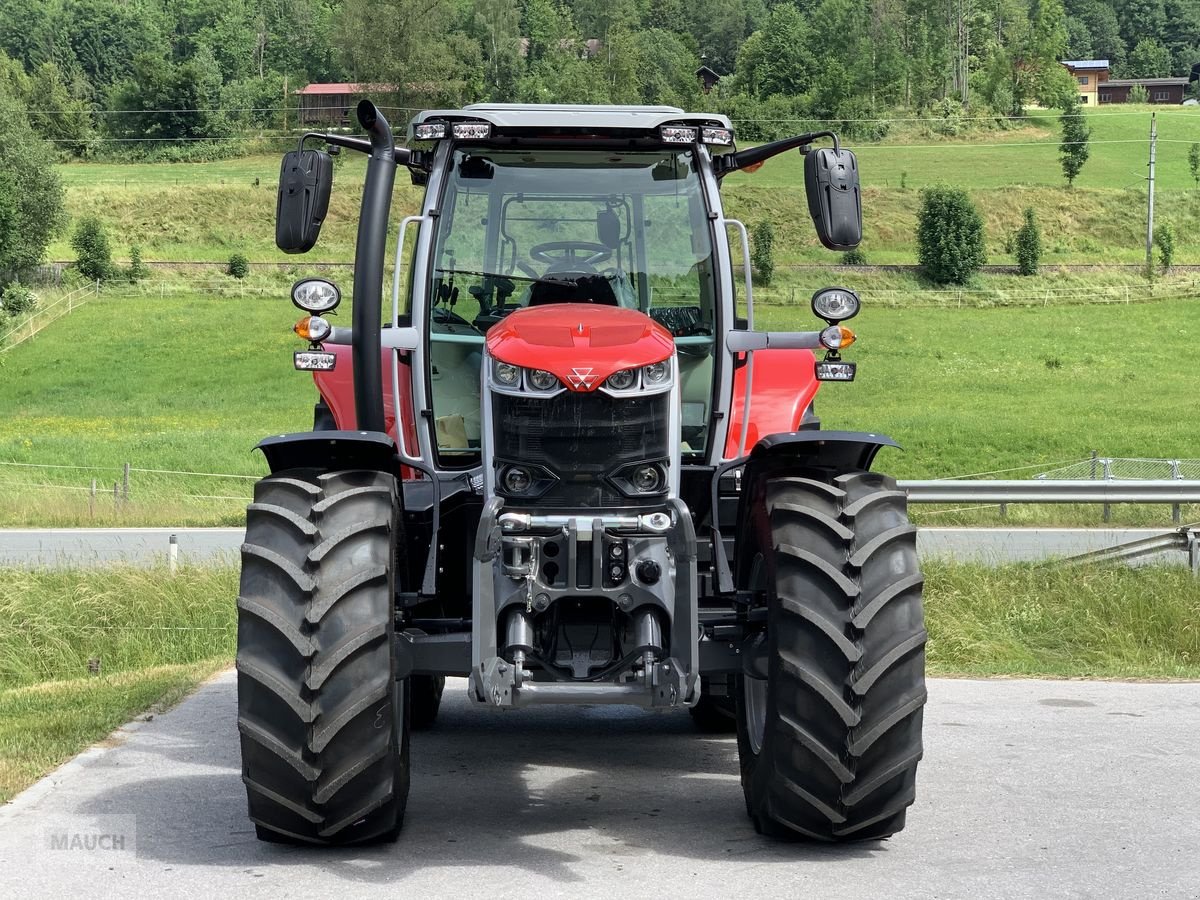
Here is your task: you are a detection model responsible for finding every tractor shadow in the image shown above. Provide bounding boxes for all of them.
[78,676,888,884]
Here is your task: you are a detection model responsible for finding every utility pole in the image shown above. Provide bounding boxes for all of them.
[283,75,288,132]
[1146,112,1157,277]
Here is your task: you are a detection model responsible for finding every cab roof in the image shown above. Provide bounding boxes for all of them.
[408,103,733,139]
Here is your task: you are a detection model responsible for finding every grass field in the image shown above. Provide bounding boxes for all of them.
[0,565,235,802]
[47,105,1200,266]
[0,560,1193,803]
[1,282,1197,526]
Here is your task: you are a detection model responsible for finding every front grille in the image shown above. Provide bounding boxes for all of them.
[492,390,670,509]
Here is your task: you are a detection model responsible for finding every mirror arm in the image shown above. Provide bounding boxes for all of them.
[298,132,417,169]
[716,130,840,177]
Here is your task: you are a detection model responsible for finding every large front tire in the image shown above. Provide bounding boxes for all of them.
[237,469,409,845]
[736,471,926,841]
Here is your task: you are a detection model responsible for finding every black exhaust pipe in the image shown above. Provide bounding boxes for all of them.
[351,100,396,433]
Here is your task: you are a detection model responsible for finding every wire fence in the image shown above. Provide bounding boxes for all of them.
[0,460,261,527]
[1038,457,1200,481]
[0,283,100,352]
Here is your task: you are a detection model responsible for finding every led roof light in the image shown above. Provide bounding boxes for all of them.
[660,125,698,144]
[452,121,491,139]
[414,121,447,140]
[701,127,733,145]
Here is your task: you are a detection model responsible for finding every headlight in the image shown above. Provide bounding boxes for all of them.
[811,287,860,323]
[606,369,637,391]
[503,466,532,494]
[494,361,520,386]
[631,465,663,492]
[291,278,341,313]
[642,361,670,386]
[528,369,558,391]
[611,462,669,497]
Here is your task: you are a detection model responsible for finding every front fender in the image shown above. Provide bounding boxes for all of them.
[731,430,900,588]
[255,429,398,475]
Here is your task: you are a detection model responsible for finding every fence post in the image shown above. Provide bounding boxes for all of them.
[1090,450,1098,480]
[168,534,179,576]
[1102,457,1112,523]
[123,462,130,500]
[90,478,96,518]
[1171,459,1181,525]
[113,481,120,512]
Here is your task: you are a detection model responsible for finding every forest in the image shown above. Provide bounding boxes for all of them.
[0,0,1198,155]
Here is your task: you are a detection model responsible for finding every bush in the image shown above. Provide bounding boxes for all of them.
[916,185,986,285]
[127,245,149,283]
[70,217,112,282]
[1154,224,1175,271]
[0,283,37,317]
[1127,84,1149,104]
[1015,208,1042,276]
[227,253,250,279]
[929,97,964,137]
[751,222,774,286]
[842,247,868,266]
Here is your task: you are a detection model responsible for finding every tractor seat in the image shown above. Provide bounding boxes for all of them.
[528,273,619,307]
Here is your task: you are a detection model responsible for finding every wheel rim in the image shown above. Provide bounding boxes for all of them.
[744,673,768,755]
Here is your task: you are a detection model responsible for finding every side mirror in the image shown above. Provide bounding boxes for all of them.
[596,209,621,249]
[804,147,862,251]
[276,149,333,253]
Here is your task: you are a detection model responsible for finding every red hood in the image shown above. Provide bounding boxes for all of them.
[486,304,674,392]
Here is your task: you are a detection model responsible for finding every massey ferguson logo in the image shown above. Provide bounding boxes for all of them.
[567,367,597,390]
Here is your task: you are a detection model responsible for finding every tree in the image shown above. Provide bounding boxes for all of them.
[63,0,170,92]
[1015,207,1042,275]
[916,186,986,285]
[1188,142,1200,187]
[1028,0,1071,104]
[337,0,481,110]
[473,0,522,100]
[752,221,775,285]
[1059,97,1091,186]
[71,216,113,282]
[1089,0,1132,72]
[1154,223,1175,271]
[0,86,66,283]
[1122,38,1172,78]
[632,28,702,107]
[24,61,95,156]
[736,5,810,99]
[106,50,229,143]
[1065,16,1094,58]
[1116,0,1166,51]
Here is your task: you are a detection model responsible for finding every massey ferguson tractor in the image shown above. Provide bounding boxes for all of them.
[236,101,926,845]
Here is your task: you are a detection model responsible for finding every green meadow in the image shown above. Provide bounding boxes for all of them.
[48,104,1200,266]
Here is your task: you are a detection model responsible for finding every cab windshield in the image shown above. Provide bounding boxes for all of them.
[426,148,717,460]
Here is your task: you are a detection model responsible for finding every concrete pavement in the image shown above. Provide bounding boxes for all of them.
[1,673,1198,899]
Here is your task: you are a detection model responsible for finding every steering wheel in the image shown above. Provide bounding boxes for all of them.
[529,241,612,269]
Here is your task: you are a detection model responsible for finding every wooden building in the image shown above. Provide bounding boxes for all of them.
[1098,78,1190,104]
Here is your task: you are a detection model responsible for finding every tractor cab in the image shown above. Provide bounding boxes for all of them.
[422,138,721,460]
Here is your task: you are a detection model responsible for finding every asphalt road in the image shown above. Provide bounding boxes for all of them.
[0,526,1186,567]
[1,673,1197,899]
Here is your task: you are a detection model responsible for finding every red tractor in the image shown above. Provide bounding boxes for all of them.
[237,101,925,845]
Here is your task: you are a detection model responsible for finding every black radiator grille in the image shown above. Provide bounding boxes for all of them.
[492,389,670,509]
